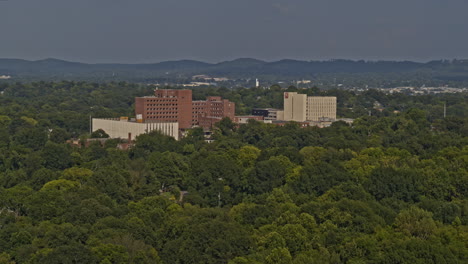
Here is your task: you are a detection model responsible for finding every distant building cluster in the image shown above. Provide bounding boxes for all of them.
[92,90,339,141]
[192,75,229,82]
[0,75,11,79]
[296,80,312,85]
[181,75,230,87]
[182,82,214,87]
[380,86,468,95]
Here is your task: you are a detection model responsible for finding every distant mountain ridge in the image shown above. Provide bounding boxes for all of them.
[1,57,468,82]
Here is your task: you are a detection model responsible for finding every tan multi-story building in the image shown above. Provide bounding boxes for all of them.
[283,92,336,122]
[284,92,307,121]
[307,96,337,121]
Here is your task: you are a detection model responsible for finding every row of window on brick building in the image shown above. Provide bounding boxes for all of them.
[146,104,178,107]
[146,98,178,102]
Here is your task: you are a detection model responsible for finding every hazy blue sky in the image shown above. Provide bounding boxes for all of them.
[1,0,468,63]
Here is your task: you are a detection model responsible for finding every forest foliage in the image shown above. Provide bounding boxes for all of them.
[0,81,467,263]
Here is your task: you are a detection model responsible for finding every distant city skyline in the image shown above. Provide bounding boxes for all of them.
[2,0,468,63]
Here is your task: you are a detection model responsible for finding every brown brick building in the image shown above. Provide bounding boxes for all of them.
[135,90,235,129]
[135,90,193,129]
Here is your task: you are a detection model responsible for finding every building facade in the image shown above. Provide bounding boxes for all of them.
[92,118,179,140]
[283,92,336,122]
[307,96,337,121]
[192,96,235,128]
[135,89,235,129]
[234,115,264,124]
[135,89,193,129]
[252,108,284,121]
[284,92,308,121]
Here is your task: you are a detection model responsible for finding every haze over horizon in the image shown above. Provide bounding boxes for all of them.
[2,0,468,64]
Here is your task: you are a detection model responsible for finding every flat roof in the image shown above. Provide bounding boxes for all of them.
[92,118,177,124]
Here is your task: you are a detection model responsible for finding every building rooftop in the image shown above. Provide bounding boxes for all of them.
[253,108,281,111]
[95,117,177,124]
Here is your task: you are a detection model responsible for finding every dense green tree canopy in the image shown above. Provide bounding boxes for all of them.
[0,82,467,263]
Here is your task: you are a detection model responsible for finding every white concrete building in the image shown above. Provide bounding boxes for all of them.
[283,92,336,122]
[92,118,179,140]
[307,96,337,121]
[284,92,307,121]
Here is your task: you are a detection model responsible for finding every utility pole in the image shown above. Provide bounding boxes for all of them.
[217,177,223,207]
[444,102,447,118]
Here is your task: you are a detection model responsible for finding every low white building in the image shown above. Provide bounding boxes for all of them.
[92,118,179,140]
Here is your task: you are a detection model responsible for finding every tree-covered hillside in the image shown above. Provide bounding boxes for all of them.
[0,82,467,263]
[2,59,468,87]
